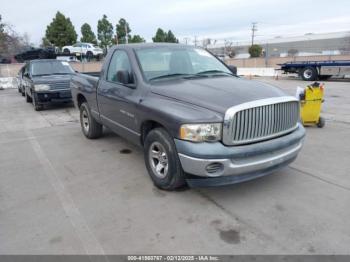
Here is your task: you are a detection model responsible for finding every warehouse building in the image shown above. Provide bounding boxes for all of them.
[207,31,350,58]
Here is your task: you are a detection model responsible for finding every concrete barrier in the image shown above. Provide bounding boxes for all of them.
[0,77,17,89]
[237,67,277,77]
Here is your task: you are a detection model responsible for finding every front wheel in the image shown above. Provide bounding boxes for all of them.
[32,95,43,111]
[144,128,186,191]
[80,102,103,139]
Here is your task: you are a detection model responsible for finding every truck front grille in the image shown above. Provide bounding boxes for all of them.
[49,81,70,90]
[223,97,299,145]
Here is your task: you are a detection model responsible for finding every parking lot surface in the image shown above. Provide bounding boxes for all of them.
[0,78,349,254]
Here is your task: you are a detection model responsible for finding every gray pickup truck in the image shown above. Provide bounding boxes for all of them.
[71,43,305,190]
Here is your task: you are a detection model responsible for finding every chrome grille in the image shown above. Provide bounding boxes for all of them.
[48,81,70,90]
[223,97,299,145]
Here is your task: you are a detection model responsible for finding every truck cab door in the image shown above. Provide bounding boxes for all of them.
[97,49,140,139]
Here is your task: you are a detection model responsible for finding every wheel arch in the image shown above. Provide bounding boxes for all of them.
[76,93,87,108]
[140,120,171,146]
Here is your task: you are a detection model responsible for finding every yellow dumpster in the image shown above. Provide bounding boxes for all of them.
[300,82,325,128]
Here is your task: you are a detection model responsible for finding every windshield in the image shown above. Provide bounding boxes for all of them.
[31,61,74,76]
[135,47,232,81]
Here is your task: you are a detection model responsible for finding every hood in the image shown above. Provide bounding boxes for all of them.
[150,76,286,114]
[32,74,72,85]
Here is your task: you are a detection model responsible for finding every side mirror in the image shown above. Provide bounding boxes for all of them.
[227,65,237,76]
[227,65,237,75]
[116,70,132,85]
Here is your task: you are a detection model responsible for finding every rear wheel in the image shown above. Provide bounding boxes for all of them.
[80,102,103,139]
[63,48,70,55]
[25,91,32,103]
[144,128,186,190]
[301,67,318,81]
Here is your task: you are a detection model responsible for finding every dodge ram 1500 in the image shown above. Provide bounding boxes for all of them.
[71,43,305,190]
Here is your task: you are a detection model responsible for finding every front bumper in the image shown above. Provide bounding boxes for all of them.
[175,124,305,187]
[35,89,72,104]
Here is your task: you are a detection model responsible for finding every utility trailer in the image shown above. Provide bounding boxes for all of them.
[279,60,350,80]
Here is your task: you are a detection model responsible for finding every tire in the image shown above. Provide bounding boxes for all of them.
[63,48,70,55]
[79,102,103,139]
[86,51,93,61]
[25,91,32,103]
[144,128,186,191]
[317,117,325,128]
[21,90,25,97]
[301,67,318,81]
[32,95,43,111]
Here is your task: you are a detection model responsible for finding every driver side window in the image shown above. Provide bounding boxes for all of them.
[107,50,132,83]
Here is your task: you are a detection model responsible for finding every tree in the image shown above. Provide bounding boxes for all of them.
[166,30,178,43]
[152,28,178,43]
[248,44,263,58]
[0,15,5,34]
[288,48,299,57]
[81,23,97,44]
[152,28,167,42]
[45,11,77,48]
[116,18,131,44]
[129,35,145,43]
[41,37,52,47]
[0,15,29,58]
[97,15,113,50]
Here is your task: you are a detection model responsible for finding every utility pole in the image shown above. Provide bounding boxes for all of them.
[183,37,190,45]
[251,22,258,46]
[125,24,128,44]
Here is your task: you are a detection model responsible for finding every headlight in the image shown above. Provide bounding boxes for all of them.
[180,123,222,142]
[34,84,50,91]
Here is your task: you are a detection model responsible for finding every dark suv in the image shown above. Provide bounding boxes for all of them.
[23,59,75,110]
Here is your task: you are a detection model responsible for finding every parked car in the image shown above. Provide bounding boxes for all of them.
[0,56,12,64]
[15,47,58,62]
[17,66,25,96]
[23,59,75,111]
[71,43,305,190]
[62,43,103,60]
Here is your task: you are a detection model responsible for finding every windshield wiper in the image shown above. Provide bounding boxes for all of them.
[32,74,52,77]
[149,73,193,81]
[52,73,71,75]
[196,70,233,76]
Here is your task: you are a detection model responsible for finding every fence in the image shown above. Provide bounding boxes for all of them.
[1,54,350,78]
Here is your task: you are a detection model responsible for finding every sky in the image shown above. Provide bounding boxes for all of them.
[1,0,350,46]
